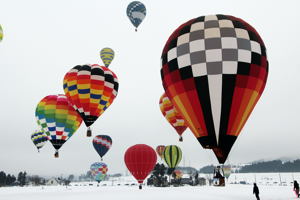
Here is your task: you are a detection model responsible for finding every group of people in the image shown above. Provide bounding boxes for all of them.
[253,180,300,199]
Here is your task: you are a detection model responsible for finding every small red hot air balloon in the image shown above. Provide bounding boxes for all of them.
[124,144,157,189]
[156,145,165,160]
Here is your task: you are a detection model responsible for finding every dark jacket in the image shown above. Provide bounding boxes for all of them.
[253,184,259,194]
[294,181,299,190]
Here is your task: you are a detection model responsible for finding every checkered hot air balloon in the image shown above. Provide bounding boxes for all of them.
[126,1,146,31]
[90,162,108,183]
[35,94,82,157]
[100,48,114,67]
[31,130,48,152]
[159,93,187,141]
[92,135,112,160]
[161,14,268,164]
[63,64,119,137]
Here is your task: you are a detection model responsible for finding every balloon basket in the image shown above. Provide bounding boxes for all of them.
[139,184,142,189]
[54,151,59,158]
[87,127,92,137]
[179,136,183,142]
[135,28,137,32]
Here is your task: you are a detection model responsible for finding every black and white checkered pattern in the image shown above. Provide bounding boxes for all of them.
[165,15,262,77]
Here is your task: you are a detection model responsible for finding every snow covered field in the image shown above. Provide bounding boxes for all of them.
[0,184,297,200]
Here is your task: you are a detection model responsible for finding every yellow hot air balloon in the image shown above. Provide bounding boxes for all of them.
[100,48,114,67]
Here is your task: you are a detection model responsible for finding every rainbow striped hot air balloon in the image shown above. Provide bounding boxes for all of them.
[35,94,82,157]
[63,64,119,137]
[100,48,114,67]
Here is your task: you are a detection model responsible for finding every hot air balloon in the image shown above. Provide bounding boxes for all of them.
[124,144,157,189]
[31,130,48,152]
[222,165,231,179]
[163,145,182,174]
[160,14,268,164]
[90,162,108,184]
[100,48,114,68]
[126,1,146,31]
[63,64,119,137]
[159,93,187,141]
[35,94,82,157]
[0,25,3,42]
[93,135,112,160]
[156,145,165,160]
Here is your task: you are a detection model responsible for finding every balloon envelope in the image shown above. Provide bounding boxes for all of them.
[35,94,82,155]
[63,64,119,132]
[160,14,268,164]
[90,162,108,182]
[124,144,157,184]
[159,93,187,140]
[93,135,112,159]
[156,145,165,159]
[0,25,3,42]
[126,1,146,30]
[100,48,114,67]
[163,145,182,170]
[31,130,48,151]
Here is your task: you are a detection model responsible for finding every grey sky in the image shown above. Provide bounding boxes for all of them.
[0,0,299,176]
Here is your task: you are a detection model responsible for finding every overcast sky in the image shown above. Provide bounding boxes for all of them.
[0,0,300,177]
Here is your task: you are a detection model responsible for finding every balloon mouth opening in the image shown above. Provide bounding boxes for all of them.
[87,127,92,137]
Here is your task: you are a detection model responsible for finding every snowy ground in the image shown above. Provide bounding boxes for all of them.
[0,184,298,200]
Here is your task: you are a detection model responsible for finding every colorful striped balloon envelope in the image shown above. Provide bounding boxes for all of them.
[35,94,82,157]
[63,64,119,137]
[100,48,114,67]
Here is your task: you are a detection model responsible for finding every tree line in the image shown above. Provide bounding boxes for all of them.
[199,159,300,173]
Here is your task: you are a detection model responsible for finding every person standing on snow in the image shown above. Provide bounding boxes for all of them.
[294,180,299,197]
[253,183,260,200]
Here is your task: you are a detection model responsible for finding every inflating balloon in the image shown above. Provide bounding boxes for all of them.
[100,48,114,67]
[161,14,268,164]
[35,94,82,157]
[93,135,112,160]
[31,130,48,152]
[163,145,182,174]
[124,144,157,189]
[63,64,119,137]
[156,145,165,160]
[159,93,187,141]
[126,1,146,31]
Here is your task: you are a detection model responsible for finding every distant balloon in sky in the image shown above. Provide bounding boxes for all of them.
[160,14,268,164]
[31,130,48,152]
[163,145,182,174]
[124,144,157,189]
[126,1,146,31]
[156,145,165,160]
[63,64,119,137]
[159,93,187,141]
[35,94,82,157]
[0,25,3,42]
[93,135,112,160]
[100,48,114,67]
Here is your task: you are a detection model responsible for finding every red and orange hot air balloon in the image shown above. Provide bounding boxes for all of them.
[159,93,187,141]
[161,14,268,164]
[63,64,119,137]
[156,145,165,160]
[124,144,157,189]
